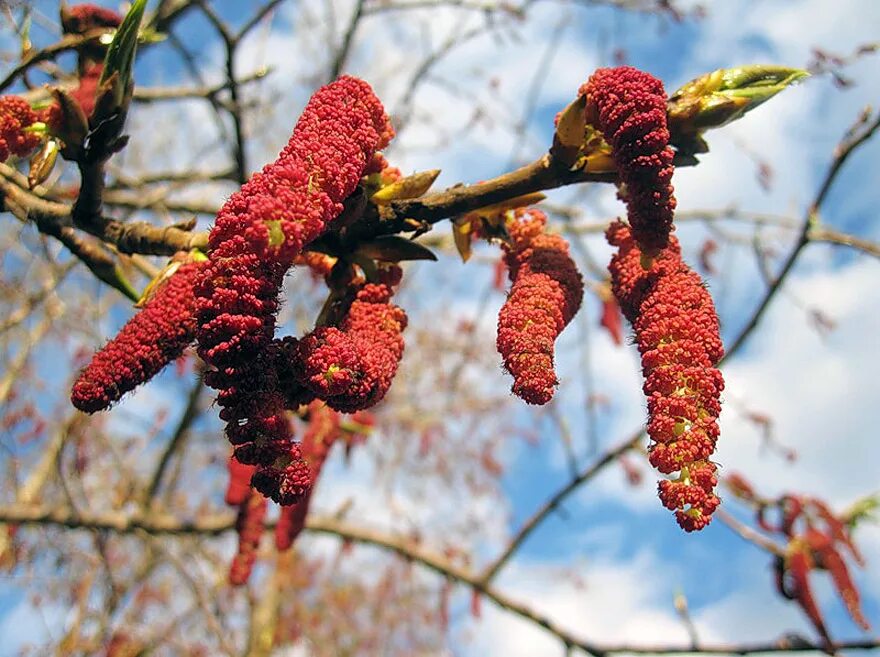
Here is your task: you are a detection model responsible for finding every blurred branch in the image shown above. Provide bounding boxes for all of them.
[1,164,208,255]
[808,225,880,259]
[107,166,237,189]
[196,0,285,182]
[329,0,367,80]
[723,107,880,361]
[716,509,785,558]
[132,68,271,104]
[0,260,74,334]
[0,29,112,92]
[2,502,879,656]
[480,427,644,584]
[139,375,205,510]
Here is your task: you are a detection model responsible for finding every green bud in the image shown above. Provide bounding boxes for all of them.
[668,65,809,148]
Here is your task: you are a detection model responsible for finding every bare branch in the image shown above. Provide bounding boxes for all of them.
[724,108,880,361]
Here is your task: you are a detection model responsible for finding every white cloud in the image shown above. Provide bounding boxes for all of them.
[460,550,692,655]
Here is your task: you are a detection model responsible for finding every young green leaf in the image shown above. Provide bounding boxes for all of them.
[100,0,148,107]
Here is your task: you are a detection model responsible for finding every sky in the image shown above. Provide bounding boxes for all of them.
[1,0,879,655]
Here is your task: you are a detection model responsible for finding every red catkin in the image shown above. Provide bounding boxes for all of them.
[275,401,340,551]
[225,455,257,507]
[292,273,407,413]
[194,76,393,504]
[62,4,123,33]
[70,62,104,120]
[581,67,676,256]
[607,221,724,531]
[0,96,41,162]
[229,489,268,586]
[496,208,584,405]
[71,258,204,414]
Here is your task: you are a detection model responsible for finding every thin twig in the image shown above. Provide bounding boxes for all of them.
[3,503,879,656]
[723,109,880,362]
[480,428,644,584]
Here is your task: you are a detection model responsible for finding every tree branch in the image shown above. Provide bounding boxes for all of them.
[2,502,878,656]
[723,108,880,362]
[480,428,644,584]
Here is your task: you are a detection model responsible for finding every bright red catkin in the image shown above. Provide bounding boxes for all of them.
[194,76,393,504]
[275,401,340,551]
[581,67,676,257]
[293,273,407,413]
[229,489,268,586]
[496,209,584,405]
[71,258,204,414]
[0,96,41,162]
[607,221,724,531]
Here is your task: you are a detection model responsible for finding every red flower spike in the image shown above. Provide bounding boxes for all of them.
[581,67,676,256]
[607,221,724,531]
[275,401,341,551]
[293,275,408,413]
[496,208,584,405]
[194,76,392,501]
[0,96,42,163]
[71,259,204,414]
[225,456,257,507]
[229,490,268,587]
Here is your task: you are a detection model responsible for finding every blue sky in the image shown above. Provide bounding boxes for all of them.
[1,0,879,654]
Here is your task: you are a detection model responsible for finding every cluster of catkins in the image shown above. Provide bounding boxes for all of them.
[193,75,395,506]
[496,208,584,405]
[72,76,405,512]
[583,67,725,531]
[68,59,724,532]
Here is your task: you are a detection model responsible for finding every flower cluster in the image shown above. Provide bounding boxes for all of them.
[581,67,676,257]
[194,76,393,504]
[292,270,408,413]
[496,209,583,405]
[275,401,341,551]
[607,221,724,531]
[0,96,42,163]
[71,257,204,414]
[229,489,268,586]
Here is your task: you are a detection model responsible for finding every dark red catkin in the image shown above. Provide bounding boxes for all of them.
[275,401,340,551]
[292,269,407,413]
[71,258,204,413]
[229,489,267,586]
[0,96,42,162]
